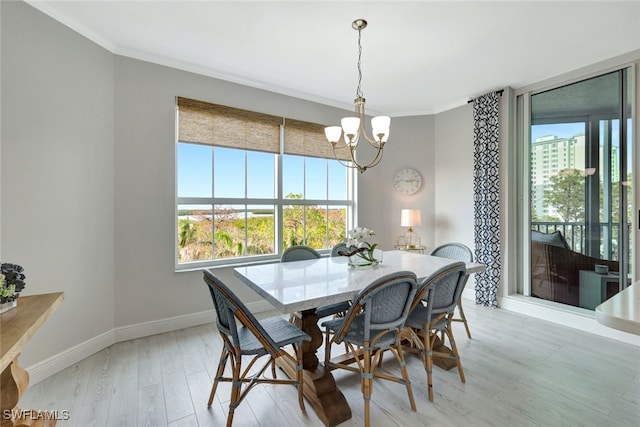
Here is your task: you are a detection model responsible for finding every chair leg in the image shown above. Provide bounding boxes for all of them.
[394,344,416,411]
[423,330,435,402]
[445,326,465,383]
[457,300,472,339]
[226,352,242,427]
[295,343,306,411]
[362,347,372,427]
[208,347,230,407]
[324,326,332,365]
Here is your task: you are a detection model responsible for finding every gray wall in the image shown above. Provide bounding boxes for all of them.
[434,104,475,247]
[1,1,115,365]
[357,115,436,250]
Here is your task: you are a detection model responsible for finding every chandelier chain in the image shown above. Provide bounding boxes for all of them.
[356,27,363,99]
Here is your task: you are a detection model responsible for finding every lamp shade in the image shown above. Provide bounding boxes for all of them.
[341,117,361,136]
[324,126,343,143]
[371,115,390,143]
[401,209,421,227]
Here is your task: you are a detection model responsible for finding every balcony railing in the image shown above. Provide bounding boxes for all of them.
[531,221,631,261]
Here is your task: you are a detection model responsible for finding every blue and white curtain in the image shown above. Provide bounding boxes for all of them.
[472,92,501,307]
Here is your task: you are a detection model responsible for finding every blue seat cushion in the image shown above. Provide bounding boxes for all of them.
[531,230,570,249]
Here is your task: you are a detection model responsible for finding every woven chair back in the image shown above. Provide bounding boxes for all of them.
[430,242,474,263]
[337,271,417,342]
[281,245,321,262]
[416,262,467,318]
[330,242,348,257]
[203,269,280,355]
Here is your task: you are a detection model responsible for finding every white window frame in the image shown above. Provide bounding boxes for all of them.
[175,127,356,271]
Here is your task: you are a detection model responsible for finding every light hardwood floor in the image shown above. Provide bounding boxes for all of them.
[21,301,640,426]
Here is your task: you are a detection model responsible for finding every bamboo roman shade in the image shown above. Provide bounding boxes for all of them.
[177,97,281,153]
[283,118,350,161]
[177,97,350,161]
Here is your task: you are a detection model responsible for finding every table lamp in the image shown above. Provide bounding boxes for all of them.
[401,209,421,249]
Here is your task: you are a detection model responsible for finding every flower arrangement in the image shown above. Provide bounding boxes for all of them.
[344,227,381,267]
[1,263,25,313]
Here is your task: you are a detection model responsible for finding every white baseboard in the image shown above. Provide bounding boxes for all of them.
[26,299,276,385]
[26,330,115,386]
[113,309,215,342]
[461,290,640,347]
[498,295,640,347]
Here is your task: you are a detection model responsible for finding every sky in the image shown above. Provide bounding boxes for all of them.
[531,122,585,142]
[177,144,347,203]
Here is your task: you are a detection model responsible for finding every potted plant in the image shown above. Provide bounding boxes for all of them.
[344,227,382,268]
[0,263,26,314]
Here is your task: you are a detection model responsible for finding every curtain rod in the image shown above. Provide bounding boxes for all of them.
[467,89,504,104]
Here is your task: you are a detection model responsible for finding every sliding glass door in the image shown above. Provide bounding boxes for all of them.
[524,68,633,309]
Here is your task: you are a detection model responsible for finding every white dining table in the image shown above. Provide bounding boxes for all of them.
[234,250,485,314]
[233,250,485,426]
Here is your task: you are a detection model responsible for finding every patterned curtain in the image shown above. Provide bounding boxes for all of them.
[472,92,501,307]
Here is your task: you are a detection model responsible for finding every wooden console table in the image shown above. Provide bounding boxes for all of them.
[1,292,64,427]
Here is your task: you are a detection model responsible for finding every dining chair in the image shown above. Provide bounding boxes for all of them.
[281,245,322,262]
[429,242,474,338]
[330,242,349,257]
[322,271,418,427]
[203,270,311,427]
[402,261,467,402]
[282,245,350,319]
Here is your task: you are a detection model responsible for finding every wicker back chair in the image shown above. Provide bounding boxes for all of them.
[403,261,467,402]
[281,245,321,262]
[330,242,349,257]
[429,242,474,338]
[203,270,310,427]
[322,271,418,427]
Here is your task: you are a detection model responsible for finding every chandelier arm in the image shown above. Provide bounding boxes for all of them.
[360,131,384,147]
[366,146,385,169]
[332,151,365,173]
[350,145,384,173]
[357,146,384,170]
[331,144,382,174]
[353,97,385,148]
[331,139,357,151]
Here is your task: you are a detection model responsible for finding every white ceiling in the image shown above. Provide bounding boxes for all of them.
[27,1,640,116]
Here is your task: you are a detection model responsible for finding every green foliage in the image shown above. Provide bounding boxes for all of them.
[178,194,347,263]
[543,168,585,222]
[542,169,633,225]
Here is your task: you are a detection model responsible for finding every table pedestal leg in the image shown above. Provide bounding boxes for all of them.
[276,309,351,427]
[1,355,57,427]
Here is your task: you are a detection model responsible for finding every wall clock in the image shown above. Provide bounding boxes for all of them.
[393,168,422,195]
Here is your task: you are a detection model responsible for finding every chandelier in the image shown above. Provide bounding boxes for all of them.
[324,19,390,174]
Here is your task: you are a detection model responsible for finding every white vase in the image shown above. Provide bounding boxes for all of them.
[347,243,382,268]
[0,299,17,314]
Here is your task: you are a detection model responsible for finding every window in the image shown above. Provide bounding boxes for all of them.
[175,98,354,268]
